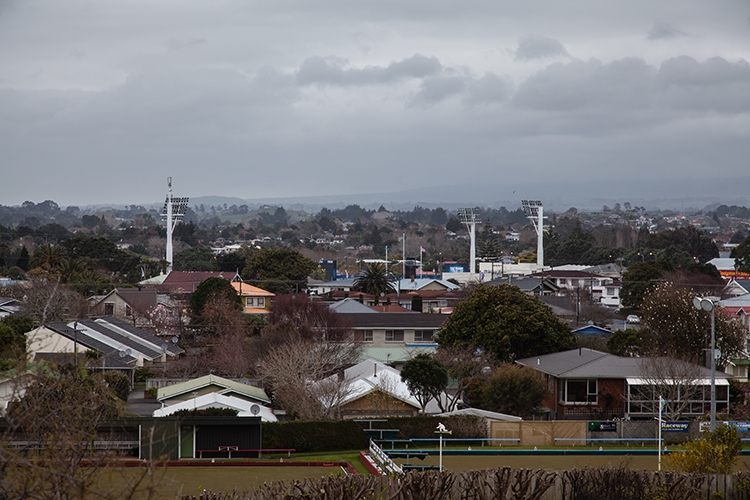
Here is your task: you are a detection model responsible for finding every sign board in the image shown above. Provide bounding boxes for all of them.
[699,421,710,433]
[727,421,750,433]
[661,421,689,433]
[588,422,617,432]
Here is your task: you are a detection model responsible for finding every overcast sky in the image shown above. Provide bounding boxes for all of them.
[1,0,749,208]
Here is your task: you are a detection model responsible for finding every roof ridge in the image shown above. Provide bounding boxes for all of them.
[557,350,612,376]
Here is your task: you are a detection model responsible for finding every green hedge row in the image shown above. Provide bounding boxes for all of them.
[261,416,485,453]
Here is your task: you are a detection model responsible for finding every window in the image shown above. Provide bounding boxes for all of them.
[355,330,373,342]
[606,287,616,296]
[125,305,132,317]
[385,330,404,342]
[564,379,597,403]
[558,279,567,285]
[256,297,265,308]
[245,297,254,307]
[413,330,434,342]
[104,303,114,316]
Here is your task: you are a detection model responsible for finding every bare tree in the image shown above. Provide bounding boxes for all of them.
[5,276,88,323]
[433,345,494,412]
[257,339,360,419]
[0,364,164,500]
[632,356,705,421]
[311,372,356,420]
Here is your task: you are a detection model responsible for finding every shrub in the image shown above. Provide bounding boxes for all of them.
[104,370,131,402]
[667,424,743,473]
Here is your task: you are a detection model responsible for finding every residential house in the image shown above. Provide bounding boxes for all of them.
[485,275,560,296]
[0,297,22,318]
[152,271,240,294]
[153,393,276,421]
[723,278,750,299]
[156,374,271,407]
[718,294,750,379]
[530,270,622,308]
[516,348,731,420]
[28,316,184,371]
[88,288,158,327]
[333,302,445,357]
[230,282,274,314]
[315,359,435,418]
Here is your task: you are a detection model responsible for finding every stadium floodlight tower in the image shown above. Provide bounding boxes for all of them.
[161,177,189,274]
[521,200,545,268]
[458,207,481,274]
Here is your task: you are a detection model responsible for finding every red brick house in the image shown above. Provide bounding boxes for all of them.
[516,348,731,420]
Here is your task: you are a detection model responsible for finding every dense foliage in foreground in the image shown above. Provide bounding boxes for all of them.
[184,467,750,500]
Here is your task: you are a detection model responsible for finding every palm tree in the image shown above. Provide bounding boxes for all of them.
[30,244,66,272]
[353,263,395,300]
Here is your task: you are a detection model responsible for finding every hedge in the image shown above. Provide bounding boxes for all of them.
[261,416,485,453]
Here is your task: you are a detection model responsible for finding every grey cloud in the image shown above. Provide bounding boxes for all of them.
[165,38,206,50]
[296,54,442,86]
[511,55,750,135]
[463,73,512,106]
[515,35,568,61]
[658,56,750,112]
[514,58,656,112]
[647,20,690,40]
[408,76,465,107]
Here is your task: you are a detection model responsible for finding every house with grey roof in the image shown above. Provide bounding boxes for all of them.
[0,297,22,318]
[516,348,731,420]
[28,316,184,371]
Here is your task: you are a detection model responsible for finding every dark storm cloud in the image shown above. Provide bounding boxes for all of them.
[296,54,442,86]
[647,20,690,40]
[515,35,569,61]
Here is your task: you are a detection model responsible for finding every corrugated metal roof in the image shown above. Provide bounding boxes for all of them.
[157,374,270,403]
[95,316,184,356]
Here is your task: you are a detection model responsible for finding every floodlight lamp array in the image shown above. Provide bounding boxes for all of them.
[521,200,542,216]
[457,207,481,224]
[161,196,190,221]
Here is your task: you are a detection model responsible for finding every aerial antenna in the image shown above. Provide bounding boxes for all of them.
[521,200,545,267]
[161,177,189,274]
[457,207,480,274]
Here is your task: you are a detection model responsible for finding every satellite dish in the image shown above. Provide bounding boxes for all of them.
[161,343,169,353]
[171,336,179,344]
[240,378,249,385]
[250,404,260,415]
[692,297,702,310]
[119,350,126,358]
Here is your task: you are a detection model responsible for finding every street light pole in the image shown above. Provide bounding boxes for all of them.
[693,296,717,432]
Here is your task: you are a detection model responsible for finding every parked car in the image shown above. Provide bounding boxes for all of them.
[626,315,640,324]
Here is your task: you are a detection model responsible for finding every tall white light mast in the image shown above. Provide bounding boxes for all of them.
[522,200,545,267]
[458,207,480,274]
[161,177,189,274]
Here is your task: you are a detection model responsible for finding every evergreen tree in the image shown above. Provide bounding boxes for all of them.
[477,219,499,259]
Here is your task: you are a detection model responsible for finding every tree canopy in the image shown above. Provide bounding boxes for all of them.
[437,284,576,362]
[473,364,549,418]
[400,354,448,413]
[639,282,744,365]
[731,235,750,273]
[242,248,318,293]
[620,260,674,310]
[352,262,395,300]
[189,277,241,317]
